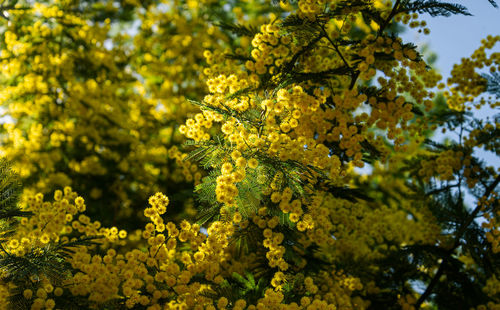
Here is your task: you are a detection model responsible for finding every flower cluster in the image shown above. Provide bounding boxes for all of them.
[0,0,207,229]
[446,35,500,111]
[0,0,498,309]
[418,150,464,181]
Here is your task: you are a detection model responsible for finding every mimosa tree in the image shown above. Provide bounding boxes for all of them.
[0,0,498,309]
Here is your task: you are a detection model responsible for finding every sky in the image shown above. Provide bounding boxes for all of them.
[401,0,500,79]
[397,1,499,208]
[401,0,500,168]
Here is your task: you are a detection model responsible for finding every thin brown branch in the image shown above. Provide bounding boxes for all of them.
[377,0,401,36]
[320,25,350,69]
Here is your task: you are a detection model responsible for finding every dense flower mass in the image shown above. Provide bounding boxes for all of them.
[0,0,499,309]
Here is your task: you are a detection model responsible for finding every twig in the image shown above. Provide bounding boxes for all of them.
[415,174,500,308]
[320,25,350,69]
[377,0,401,36]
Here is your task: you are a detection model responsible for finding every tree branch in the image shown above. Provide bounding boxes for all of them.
[415,174,500,308]
[377,0,401,36]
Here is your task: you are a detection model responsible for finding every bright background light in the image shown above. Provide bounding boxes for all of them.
[403,0,500,79]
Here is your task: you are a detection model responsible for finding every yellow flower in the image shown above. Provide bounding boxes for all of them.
[248,158,258,169]
[235,157,246,168]
[118,230,127,239]
[233,212,242,223]
[217,297,229,309]
[8,239,19,249]
[23,289,33,299]
[40,233,50,244]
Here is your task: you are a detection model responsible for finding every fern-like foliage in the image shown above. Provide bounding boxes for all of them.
[0,159,28,243]
[399,0,471,17]
[270,0,298,6]
[224,53,253,63]
[215,21,259,37]
[487,0,499,8]
[0,159,25,214]
[0,158,103,309]
[482,71,500,98]
[2,236,102,309]
[201,270,270,306]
